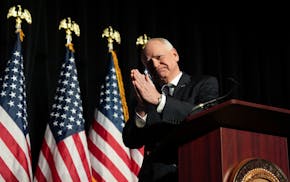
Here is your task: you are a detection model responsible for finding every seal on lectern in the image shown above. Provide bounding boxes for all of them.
[228,158,288,182]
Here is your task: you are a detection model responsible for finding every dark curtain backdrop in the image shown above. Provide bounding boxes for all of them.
[1,1,290,170]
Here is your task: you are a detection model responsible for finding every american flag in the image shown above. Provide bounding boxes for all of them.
[34,47,92,181]
[0,33,33,181]
[88,50,144,182]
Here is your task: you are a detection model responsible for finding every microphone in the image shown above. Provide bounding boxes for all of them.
[191,77,239,114]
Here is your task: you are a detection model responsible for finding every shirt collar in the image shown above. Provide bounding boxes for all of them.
[169,72,183,86]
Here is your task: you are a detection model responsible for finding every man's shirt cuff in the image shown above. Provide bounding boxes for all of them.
[156,94,166,113]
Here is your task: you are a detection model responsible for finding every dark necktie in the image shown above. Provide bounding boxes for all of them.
[161,84,175,96]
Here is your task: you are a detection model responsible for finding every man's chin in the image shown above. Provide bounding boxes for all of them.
[159,76,168,83]
[158,69,168,76]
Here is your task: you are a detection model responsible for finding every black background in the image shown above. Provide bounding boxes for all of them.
[1,1,290,171]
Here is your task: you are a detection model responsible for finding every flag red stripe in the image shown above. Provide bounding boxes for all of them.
[72,134,91,181]
[58,138,81,182]
[0,156,18,181]
[93,118,141,175]
[37,139,61,182]
[26,138,32,163]
[34,165,46,182]
[130,154,141,175]
[91,168,105,182]
[0,122,30,178]
[93,119,133,166]
[88,137,127,181]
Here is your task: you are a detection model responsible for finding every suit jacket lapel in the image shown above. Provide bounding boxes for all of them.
[173,73,191,96]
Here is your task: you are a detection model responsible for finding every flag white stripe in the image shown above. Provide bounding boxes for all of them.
[90,125,133,179]
[36,151,51,182]
[0,139,30,182]
[89,130,139,181]
[0,106,32,180]
[0,106,31,160]
[130,149,143,167]
[25,134,33,179]
[63,131,90,180]
[44,127,73,182]
[96,111,142,176]
[35,125,53,181]
[95,110,131,156]
[79,131,92,166]
[93,109,140,181]
[90,151,118,182]
[0,174,5,181]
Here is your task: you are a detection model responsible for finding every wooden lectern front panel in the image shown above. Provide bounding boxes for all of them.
[178,127,289,182]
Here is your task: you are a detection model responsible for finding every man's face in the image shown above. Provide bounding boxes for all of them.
[142,40,179,83]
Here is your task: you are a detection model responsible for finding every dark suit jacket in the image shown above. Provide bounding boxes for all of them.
[123,73,219,182]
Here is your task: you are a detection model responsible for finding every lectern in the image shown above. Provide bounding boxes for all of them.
[173,99,290,181]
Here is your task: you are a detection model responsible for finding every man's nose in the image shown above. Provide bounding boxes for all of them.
[151,58,160,68]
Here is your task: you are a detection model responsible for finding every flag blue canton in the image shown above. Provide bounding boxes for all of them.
[99,53,124,132]
[49,48,85,142]
[0,35,28,135]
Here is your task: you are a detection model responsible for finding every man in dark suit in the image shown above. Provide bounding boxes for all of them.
[122,38,219,181]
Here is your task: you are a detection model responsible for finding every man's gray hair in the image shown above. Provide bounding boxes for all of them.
[147,38,174,50]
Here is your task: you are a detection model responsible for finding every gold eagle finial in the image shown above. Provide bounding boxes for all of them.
[102,26,121,51]
[136,34,150,49]
[59,17,80,52]
[7,5,32,41]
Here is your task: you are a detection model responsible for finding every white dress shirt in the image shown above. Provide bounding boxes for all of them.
[135,72,183,128]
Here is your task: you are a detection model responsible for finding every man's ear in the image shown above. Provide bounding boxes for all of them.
[173,48,179,62]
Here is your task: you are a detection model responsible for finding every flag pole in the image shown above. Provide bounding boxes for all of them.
[7,5,32,42]
[102,26,129,121]
[59,17,80,52]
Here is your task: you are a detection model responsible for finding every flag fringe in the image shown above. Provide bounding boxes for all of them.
[110,50,129,121]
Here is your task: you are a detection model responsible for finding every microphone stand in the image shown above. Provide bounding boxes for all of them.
[191,77,239,114]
